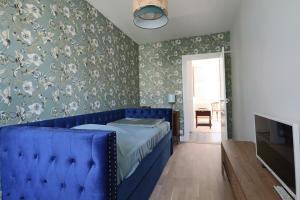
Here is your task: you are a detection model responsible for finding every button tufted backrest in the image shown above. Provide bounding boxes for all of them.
[125,108,173,128]
[0,126,117,200]
[26,109,125,129]
[0,108,170,200]
[3,108,170,130]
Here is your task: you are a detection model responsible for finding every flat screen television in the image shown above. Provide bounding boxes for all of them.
[255,114,300,199]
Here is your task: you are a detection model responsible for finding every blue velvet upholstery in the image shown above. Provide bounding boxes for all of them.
[0,108,172,200]
[118,132,172,200]
[125,108,172,128]
[0,126,117,200]
[27,109,125,128]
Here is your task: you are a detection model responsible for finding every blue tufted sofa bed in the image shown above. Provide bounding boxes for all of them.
[0,108,173,200]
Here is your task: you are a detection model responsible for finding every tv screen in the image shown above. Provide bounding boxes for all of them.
[255,115,295,194]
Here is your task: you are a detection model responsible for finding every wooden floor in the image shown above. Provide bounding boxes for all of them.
[150,143,235,200]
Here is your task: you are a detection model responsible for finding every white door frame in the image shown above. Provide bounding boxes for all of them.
[182,52,223,136]
[219,48,228,140]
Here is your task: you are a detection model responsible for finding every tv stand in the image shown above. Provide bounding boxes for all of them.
[221,140,282,200]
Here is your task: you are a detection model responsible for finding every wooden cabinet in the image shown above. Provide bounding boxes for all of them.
[222,140,281,200]
[172,111,180,144]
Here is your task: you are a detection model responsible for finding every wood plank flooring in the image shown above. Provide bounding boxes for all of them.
[150,143,235,200]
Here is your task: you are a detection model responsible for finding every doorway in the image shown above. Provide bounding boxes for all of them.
[182,52,228,144]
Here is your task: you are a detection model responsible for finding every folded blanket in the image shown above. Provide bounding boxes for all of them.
[107,118,164,127]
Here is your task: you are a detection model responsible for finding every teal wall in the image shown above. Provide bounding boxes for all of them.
[138,32,232,136]
[0,0,140,126]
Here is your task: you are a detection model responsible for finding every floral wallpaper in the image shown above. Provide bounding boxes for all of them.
[139,32,233,137]
[0,0,139,126]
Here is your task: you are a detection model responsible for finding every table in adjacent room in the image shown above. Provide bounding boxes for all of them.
[195,110,212,128]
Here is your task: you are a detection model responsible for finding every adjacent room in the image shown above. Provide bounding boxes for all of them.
[182,56,224,144]
[0,0,299,200]
[193,58,222,142]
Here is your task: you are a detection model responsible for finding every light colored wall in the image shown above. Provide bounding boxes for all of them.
[193,58,221,106]
[231,0,300,141]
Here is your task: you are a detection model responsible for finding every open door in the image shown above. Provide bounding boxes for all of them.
[219,48,228,141]
[182,59,194,136]
[183,52,229,142]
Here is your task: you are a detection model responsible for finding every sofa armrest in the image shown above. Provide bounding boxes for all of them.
[0,126,117,200]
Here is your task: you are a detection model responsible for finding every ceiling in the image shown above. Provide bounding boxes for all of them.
[86,0,240,44]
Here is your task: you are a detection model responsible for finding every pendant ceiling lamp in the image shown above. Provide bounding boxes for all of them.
[133,0,168,29]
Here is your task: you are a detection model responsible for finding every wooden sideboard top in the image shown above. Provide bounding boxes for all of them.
[222,140,281,200]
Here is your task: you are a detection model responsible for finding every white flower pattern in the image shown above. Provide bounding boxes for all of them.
[1,30,10,48]
[0,0,139,126]
[27,53,43,66]
[22,81,34,95]
[25,4,41,19]
[28,103,44,115]
[139,32,232,136]
[21,29,33,45]
[69,101,78,111]
[0,87,11,105]
[0,0,231,136]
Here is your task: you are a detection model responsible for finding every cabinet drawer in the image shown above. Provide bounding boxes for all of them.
[222,147,246,200]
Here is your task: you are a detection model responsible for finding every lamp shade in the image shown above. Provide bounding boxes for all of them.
[168,94,176,104]
[133,0,168,29]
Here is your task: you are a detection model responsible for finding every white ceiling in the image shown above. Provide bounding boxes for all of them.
[87,0,240,44]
